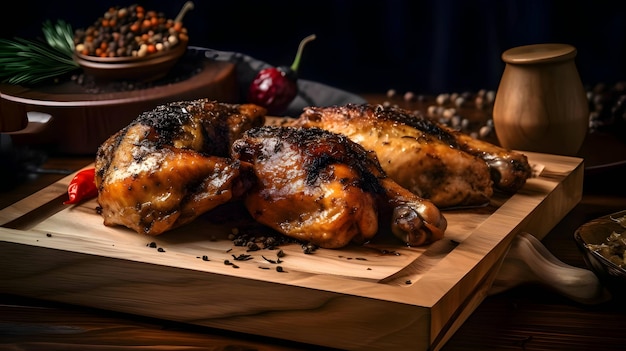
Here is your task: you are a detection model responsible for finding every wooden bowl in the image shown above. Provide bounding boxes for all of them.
[574,210,626,290]
[73,39,188,82]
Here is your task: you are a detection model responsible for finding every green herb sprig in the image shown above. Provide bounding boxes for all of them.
[42,19,75,58]
[0,19,78,85]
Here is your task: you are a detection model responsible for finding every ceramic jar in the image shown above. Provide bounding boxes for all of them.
[492,43,589,156]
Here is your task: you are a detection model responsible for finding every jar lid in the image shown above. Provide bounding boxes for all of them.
[501,43,577,64]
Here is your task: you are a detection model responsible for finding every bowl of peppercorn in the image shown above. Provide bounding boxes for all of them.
[74,37,188,81]
[73,2,193,82]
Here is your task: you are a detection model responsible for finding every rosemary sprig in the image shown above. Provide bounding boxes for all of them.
[42,19,75,58]
[0,20,79,85]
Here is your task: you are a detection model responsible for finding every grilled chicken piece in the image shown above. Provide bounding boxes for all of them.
[95,99,266,236]
[437,121,533,193]
[292,104,492,208]
[231,126,447,248]
[292,104,532,208]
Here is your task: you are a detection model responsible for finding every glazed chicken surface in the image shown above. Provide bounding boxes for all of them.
[95,99,266,235]
[292,104,533,208]
[231,126,447,248]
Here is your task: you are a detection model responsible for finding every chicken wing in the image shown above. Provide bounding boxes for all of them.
[231,126,447,248]
[95,99,266,235]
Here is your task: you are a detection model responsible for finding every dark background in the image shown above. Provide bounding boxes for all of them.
[3,0,626,95]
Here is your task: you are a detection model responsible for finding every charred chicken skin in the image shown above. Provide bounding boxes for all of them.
[95,99,266,235]
[231,126,447,248]
[292,104,532,208]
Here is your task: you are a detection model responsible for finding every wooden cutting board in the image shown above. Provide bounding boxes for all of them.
[0,151,583,351]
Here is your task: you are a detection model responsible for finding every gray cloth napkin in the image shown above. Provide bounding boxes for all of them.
[189,46,366,116]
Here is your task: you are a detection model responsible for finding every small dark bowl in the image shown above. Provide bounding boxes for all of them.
[574,210,626,290]
[73,39,188,82]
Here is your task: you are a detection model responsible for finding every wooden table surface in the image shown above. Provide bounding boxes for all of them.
[1,92,626,351]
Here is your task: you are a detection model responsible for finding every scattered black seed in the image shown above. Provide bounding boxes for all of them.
[226,248,232,253]
[246,242,261,251]
[224,259,231,265]
[302,243,318,254]
[46,233,52,237]
[276,266,286,272]
[147,242,157,248]
[405,280,412,285]
[157,247,165,252]
[232,237,246,246]
[276,249,285,257]
[231,264,239,269]
[259,266,270,270]
[202,255,210,261]
[265,237,277,248]
[367,268,372,270]
[262,255,277,264]
[230,224,300,250]
[232,254,253,261]
[355,257,367,261]
[379,249,401,256]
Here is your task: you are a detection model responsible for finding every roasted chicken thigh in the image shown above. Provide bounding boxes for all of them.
[292,104,532,208]
[231,126,447,248]
[95,99,266,235]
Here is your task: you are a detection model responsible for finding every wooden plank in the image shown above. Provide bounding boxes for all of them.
[0,152,583,351]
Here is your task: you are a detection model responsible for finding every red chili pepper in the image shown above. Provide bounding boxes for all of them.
[247,34,316,115]
[248,66,298,115]
[63,168,98,205]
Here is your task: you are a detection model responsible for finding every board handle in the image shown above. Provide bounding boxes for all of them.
[489,232,611,304]
[6,111,55,146]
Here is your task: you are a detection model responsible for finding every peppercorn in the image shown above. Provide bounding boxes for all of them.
[74,3,191,59]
